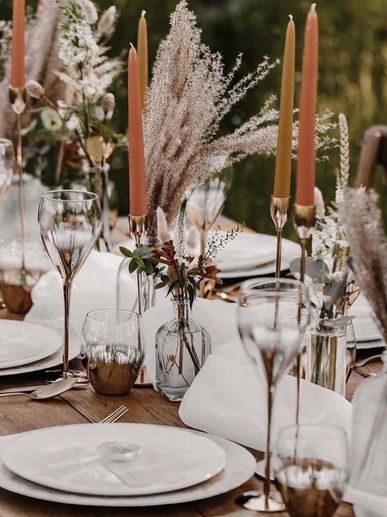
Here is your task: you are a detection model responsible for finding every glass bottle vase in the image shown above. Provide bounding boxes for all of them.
[155,298,211,401]
[306,318,356,396]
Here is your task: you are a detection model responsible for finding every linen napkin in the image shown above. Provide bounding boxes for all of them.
[25,251,137,335]
[179,338,352,452]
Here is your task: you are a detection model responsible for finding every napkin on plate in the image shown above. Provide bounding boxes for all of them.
[25,251,137,335]
[179,338,352,452]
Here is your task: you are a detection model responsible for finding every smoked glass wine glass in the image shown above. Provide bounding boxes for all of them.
[38,190,102,378]
[237,278,311,512]
[272,424,349,517]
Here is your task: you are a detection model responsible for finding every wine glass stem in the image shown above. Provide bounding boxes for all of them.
[264,380,275,510]
[63,278,72,379]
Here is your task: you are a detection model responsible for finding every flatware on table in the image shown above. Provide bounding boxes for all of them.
[99,405,129,424]
[0,377,78,400]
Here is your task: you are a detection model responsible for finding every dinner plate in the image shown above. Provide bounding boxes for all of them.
[216,233,300,279]
[0,428,255,506]
[345,486,387,515]
[0,321,62,369]
[352,315,383,343]
[0,332,79,377]
[2,424,227,497]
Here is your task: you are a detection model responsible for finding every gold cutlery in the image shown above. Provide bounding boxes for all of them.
[99,405,129,424]
[0,377,78,400]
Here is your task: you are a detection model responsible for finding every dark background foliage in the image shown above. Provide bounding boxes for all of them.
[2,0,386,235]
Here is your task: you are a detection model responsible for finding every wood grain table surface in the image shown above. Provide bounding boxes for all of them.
[0,218,383,516]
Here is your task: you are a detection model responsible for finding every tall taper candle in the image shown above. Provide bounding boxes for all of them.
[128,45,147,216]
[11,0,25,88]
[137,10,148,112]
[296,4,318,206]
[273,15,295,199]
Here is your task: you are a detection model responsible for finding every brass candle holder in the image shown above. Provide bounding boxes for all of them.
[128,213,150,385]
[6,87,31,312]
[294,203,316,425]
[270,196,291,278]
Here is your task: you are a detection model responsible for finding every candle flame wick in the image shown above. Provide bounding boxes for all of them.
[141,10,146,17]
[130,42,135,49]
[311,3,317,11]
[288,14,293,21]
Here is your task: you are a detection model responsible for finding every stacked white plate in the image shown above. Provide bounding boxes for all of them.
[0,320,79,377]
[350,295,385,350]
[0,423,256,507]
[214,232,300,279]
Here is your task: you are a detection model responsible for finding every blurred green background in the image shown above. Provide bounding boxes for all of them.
[2,0,387,236]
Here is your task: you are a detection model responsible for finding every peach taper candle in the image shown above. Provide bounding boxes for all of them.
[11,0,25,89]
[296,4,319,206]
[137,10,148,112]
[128,44,147,216]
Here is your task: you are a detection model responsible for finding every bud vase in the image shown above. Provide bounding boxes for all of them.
[88,164,112,252]
[155,298,211,401]
[306,318,356,396]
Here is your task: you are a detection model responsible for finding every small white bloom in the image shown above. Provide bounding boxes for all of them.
[40,108,62,131]
[66,114,80,131]
[94,106,105,121]
[26,80,45,99]
[329,271,344,283]
[101,92,115,113]
[314,187,325,219]
[77,0,98,25]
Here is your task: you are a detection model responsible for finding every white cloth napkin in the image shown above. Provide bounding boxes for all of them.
[25,251,136,337]
[179,338,352,452]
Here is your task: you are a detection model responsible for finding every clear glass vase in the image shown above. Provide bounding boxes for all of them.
[306,318,356,396]
[87,164,112,252]
[155,298,211,401]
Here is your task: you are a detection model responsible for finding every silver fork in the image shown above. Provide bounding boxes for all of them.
[99,405,129,424]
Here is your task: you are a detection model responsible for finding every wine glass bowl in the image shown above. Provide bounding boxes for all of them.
[38,190,102,378]
[237,278,311,512]
[186,155,232,256]
[272,424,349,517]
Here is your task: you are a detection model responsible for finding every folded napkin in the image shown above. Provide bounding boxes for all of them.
[179,339,352,452]
[25,251,136,336]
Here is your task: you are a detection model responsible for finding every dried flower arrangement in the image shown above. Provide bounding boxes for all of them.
[144,0,337,228]
[340,188,387,343]
[290,113,359,322]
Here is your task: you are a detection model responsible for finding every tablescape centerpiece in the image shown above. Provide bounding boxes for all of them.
[236,278,311,512]
[38,190,102,379]
[272,423,349,517]
[81,309,144,396]
[291,114,359,395]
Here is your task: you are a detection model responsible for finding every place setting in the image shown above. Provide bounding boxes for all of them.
[0,1,386,516]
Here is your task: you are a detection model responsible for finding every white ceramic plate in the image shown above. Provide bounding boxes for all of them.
[2,424,227,497]
[214,232,276,272]
[0,321,62,369]
[0,332,79,377]
[0,429,255,507]
[352,315,383,343]
[216,233,300,279]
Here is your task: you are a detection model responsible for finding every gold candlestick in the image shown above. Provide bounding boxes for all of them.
[128,213,150,386]
[294,203,316,425]
[9,87,29,302]
[270,196,291,278]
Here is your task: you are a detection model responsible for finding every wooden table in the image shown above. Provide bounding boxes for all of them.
[0,305,382,517]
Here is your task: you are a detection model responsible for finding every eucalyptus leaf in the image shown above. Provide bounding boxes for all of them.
[120,247,133,258]
[129,260,138,274]
[324,272,348,310]
[289,257,330,282]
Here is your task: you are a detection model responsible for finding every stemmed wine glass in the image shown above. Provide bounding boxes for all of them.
[0,139,14,201]
[186,155,232,257]
[38,190,102,378]
[237,278,311,512]
[272,424,349,517]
